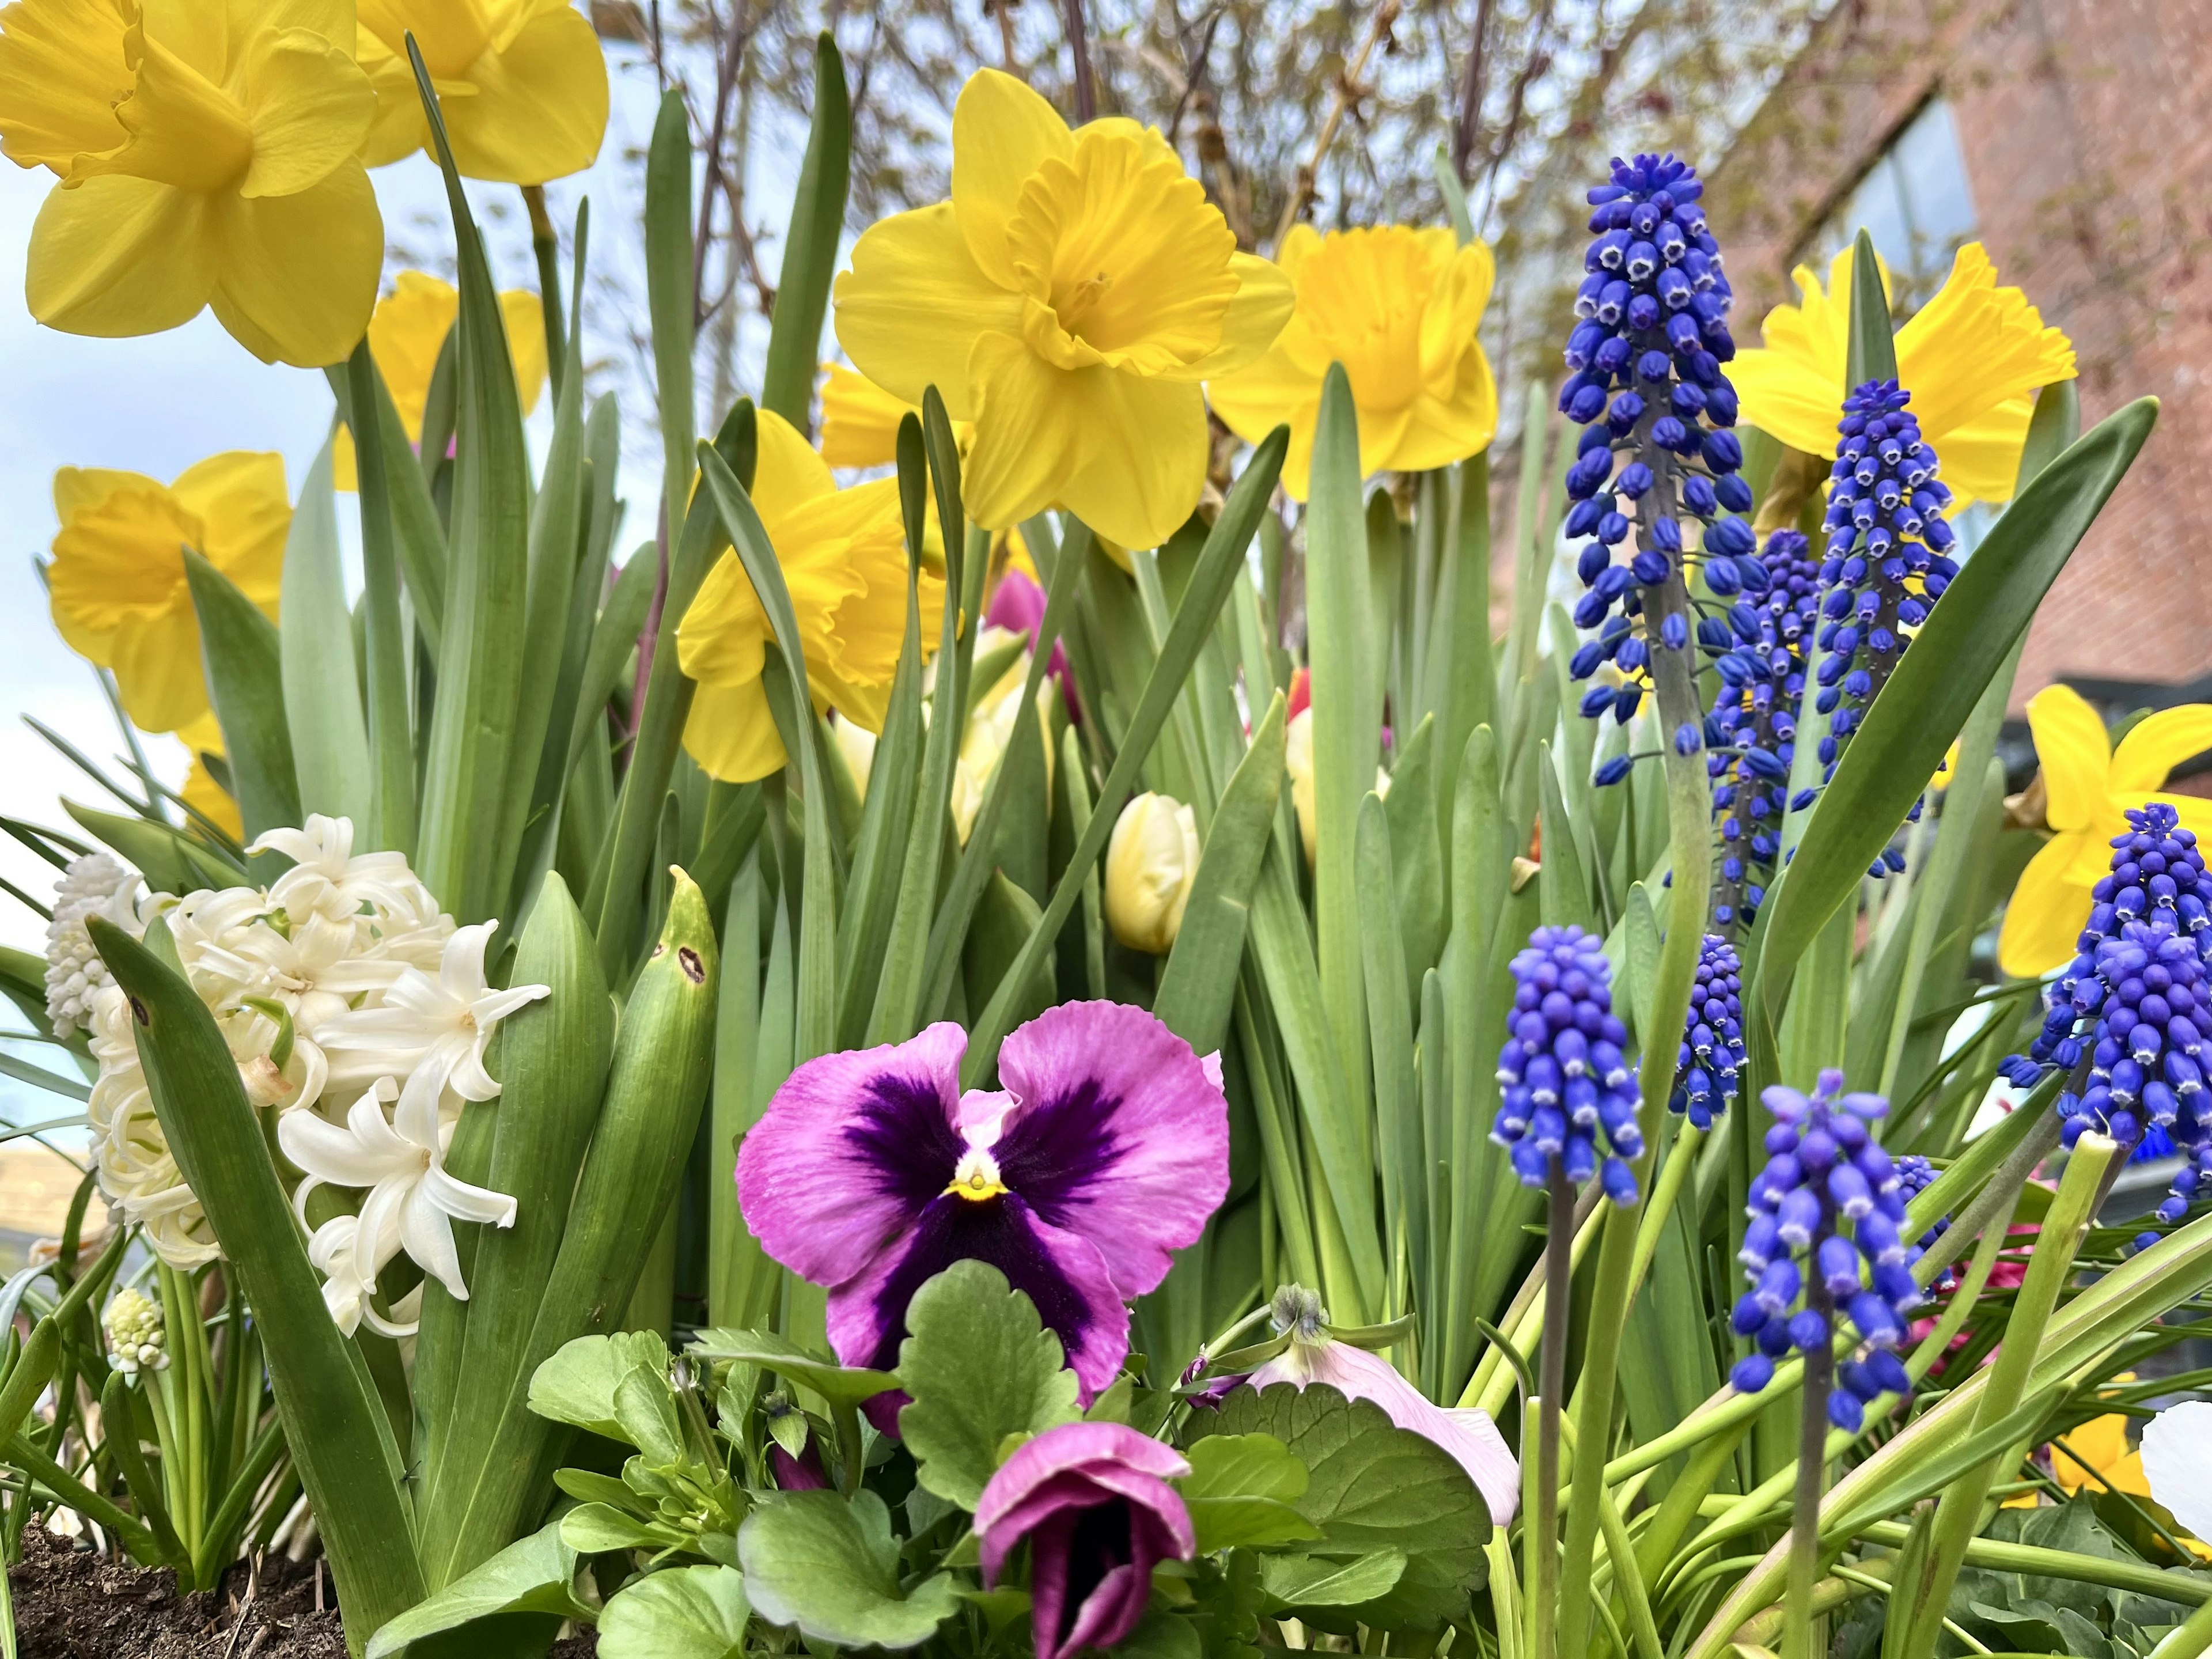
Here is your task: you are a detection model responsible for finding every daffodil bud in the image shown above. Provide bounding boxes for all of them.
[1105,794,1200,955]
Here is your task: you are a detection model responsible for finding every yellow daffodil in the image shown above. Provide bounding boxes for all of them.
[832,68,1293,553]
[47,454,289,734]
[335,271,547,489]
[2051,1408,2153,1501]
[820,363,931,471]
[1208,225,1499,499]
[1997,685,2212,978]
[1730,243,2075,509]
[176,714,242,840]
[356,0,608,184]
[677,410,942,783]
[0,0,383,367]
[1105,792,1200,953]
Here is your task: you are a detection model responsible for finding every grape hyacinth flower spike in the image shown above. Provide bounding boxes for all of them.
[1492,924,1643,1203]
[1560,152,1754,773]
[1709,529,1824,928]
[1729,1071,1922,1433]
[1672,934,1745,1129]
[1812,380,1961,800]
[737,1002,1229,1406]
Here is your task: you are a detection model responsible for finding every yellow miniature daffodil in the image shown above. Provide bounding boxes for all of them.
[355,0,608,184]
[1105,792,1200,953]
[2051,1407,2153,1501]
[335,271,547,489]
[0,0,384,367]
[47,454,290,735]
[1997,685,2212,978]
[677,410,942,783]
[176,714,243,841]
[832,68,1293,553]
[1208,225,1499,499]
[1729,243,2075,509]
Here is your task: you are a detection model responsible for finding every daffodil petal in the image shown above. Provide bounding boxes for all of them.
[961,331,1094,535]
[52,466,157,524]
[1895,244,2075,446]
[0,0,132,173]
[1722,344,1843,459]
[1054,372,1207,555]
[677,552,770,691]
[355,31,425,167]
[834,202,1019,418]
[1179,252,1294,379]
[1390,351,1499,474]
[498,288,547,415]
[2111,706,2212,796]
[440,2,608,184]
[949,66,1074,289]
[208,164,382,366]
[752,408,838,527]
[1997,832,2094,979]
[1920,397,2036,509]
[2024,683,2113,834]
[682,677,788,784]
[171,451,291,612]
[819,364,916,469]
[25,173,215,340]
[109,607,210,734]
[237,26,375,198]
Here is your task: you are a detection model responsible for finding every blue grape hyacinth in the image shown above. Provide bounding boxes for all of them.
[1493,924,1643,1204]
[1729,1071,1922,1431]
[2005,804,2212,1154]
[1709,529,1823,928]
[1559,154,1754,758]
[1812,381,1960,781]
[1672,933,1745,1128]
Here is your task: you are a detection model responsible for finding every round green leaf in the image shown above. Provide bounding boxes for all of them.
[597,1564,751,1659]
[738,1490,959,1650]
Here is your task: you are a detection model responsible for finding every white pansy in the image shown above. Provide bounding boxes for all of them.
[316,922,548,1104]
[43,853,143,1037]
[2143,1400,2212,1544]
[282,1077,518,1337]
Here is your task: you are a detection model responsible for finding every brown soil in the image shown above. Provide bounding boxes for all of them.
[7,1531,599,1657]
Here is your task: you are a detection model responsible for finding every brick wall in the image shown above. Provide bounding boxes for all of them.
[1706,0,2212,710]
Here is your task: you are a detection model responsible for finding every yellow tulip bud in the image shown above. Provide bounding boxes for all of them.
[1105,794,1200,955]
[1282,704,1389,866]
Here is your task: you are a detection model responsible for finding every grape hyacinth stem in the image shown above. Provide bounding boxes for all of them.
[1535,1160,1573,1659]
[1785,1274,1835,1659]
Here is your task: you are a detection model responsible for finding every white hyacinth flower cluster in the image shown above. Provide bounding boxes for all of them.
[73,816,548,1335]
[103,1285,168,1380]
[43,852,144,1039]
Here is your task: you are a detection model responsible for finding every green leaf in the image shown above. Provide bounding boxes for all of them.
[90,918,423,1640]
[61,799,240,893]
[1195,1383,1488,1629]
[1116,1608,1206,1659]
[896,1260,1082,1508]
[527,1332,672,1441]
[598,1565,752,1659]
[1846,227,1899,386]
[1260,1550,1410,1610]
[1750,397,2157,1024]
[615,1365,685,1465]
[278,430,370,827]
[560,1504,674,1554]
[184,550,300,842]
[1155,692,1287,1055]
[760,35,850,430]
[645,87,696,562]
[688,1329,900,1412]
[342,340,418,856]
[366,1521,584,1659]
[1181,1433,1321,1552]
[738,1489,960,1649]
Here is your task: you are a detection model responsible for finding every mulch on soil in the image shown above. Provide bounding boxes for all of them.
[8,1529,598,1657]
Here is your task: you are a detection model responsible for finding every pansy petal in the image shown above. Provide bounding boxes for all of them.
[826,1192,1128,1399]
[737,1022,969,1289]
[2025,684,2112,833]
[2143,1402,2212,1543]
[2111,706,2212,797]
[991,1000,1229,1297]
[1997,833,2096,980]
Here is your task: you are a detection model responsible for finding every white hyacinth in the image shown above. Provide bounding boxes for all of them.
[75,816,550,1324]
[103,1286,168,1379]
[43,852,143,1038]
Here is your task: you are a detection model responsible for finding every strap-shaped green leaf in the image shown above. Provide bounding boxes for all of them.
[343,342,419,857]
[279,431,370,828]
[1844,227,1897,387]
[89,918,425,1643]
[184,550,299,844]
[760,33,850,431]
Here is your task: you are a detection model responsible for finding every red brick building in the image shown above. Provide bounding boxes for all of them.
[1707,0,2212,718]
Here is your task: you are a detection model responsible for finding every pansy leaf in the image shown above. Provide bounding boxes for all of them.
[1114,1608,1206,1659]
[738,1489,960,1649]
[552,1469,637,1512]
[561,1503,683,1555]
[364,1520,584,1659]
[1260,1550,1410,1611]
[1194,1384,1488,1630]
[897,1261,1083,1509]
[613,1365,685,1467]
[688,1328,900,1411]
[527,1332,672,1441]
[1181,1433,1322,1552]
[598,1565,752,1659]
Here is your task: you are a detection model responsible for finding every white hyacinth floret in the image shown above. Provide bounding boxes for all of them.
[103,1285,168,1379]
[43,851,143,1038]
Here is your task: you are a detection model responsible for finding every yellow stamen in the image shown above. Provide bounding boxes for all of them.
[948,1148,1007,1203]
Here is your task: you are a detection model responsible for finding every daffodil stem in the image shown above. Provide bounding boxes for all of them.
[1535,1160,1572,1659]
[521,184,567,399]
[1784,1277,1835,1659]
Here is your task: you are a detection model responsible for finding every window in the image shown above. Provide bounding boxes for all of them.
[1804,96,1979,316]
